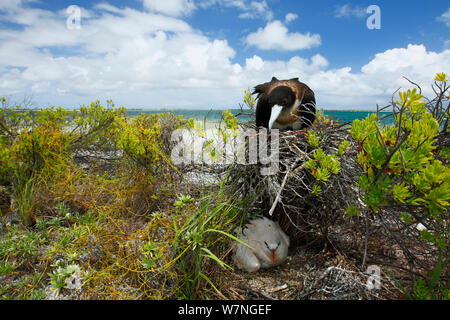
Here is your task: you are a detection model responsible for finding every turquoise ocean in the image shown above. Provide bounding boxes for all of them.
[125,109,392,124]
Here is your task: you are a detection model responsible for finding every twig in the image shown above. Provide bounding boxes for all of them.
[250,289,276,300]
[268,159,299,216]
[0,120,14,137]
[361,208,369,269]
[403,76,422,95]
[371,130,410,184]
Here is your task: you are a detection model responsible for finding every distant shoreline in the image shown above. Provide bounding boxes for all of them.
[127,108,388,113]
[9,107,392,123]
[12,107,388,113]
[123,108,393,124]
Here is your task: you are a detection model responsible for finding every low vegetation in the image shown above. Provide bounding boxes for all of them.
[0,73,448,300]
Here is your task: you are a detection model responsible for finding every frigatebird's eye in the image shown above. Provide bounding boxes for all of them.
[264,241,270,250]
[281,98,288,106]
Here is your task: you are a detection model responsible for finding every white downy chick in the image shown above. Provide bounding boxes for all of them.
[233,217,290,272]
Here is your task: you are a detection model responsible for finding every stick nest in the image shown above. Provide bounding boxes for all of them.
[220,117,363,243]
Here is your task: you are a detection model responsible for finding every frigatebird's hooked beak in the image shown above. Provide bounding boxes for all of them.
[268,105,283,130]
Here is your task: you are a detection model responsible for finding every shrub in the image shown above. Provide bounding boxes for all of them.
[350,73,449,299]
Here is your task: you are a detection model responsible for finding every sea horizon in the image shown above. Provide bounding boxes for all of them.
[10,105,392,123]
[125,106,385,112]
[125,108,392,124]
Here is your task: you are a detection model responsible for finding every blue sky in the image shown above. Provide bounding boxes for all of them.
[0,0,449,109]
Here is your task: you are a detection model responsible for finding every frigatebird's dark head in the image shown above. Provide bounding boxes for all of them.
[267,86,296,129]
[268,86,295,108]
[254,77,316,130]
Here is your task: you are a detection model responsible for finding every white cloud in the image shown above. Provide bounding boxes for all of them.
[285,12,298,24]
[245,55,264,70]
[238,1,273,20]
[0,3,239,106]
[0,0,35,11]
[142,0,196,17]
[199,0,273,20]
[437,7,450,27]
[445,40,450,49]
[334,4,366,19]
[311,44,450,107]
[93,3,123,14]
[0,3,448,110]
[245,20,321,51]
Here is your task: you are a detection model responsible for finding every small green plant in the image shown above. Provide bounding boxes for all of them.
[140,240,163,269]
[311,184,322,196]
[338,140,349,156]
[173,177,247,299]
[0,227,43,260]
[48,263,86,292]
[306,129,321,147]
[174,194,194,208]
[13,177,37,227]
[55,202,71,216]
[243,89,256,109]
[222,110,238,131]
[0,259,16,275]
[345,204,360,216]
[307,148,341,183]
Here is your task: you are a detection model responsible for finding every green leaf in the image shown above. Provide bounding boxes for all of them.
[314,167,330,182]
[313,148,326,162]
[420,230,434,242]
[306,130,321,147]
[311,184,322,195]
[346,205,360,216]
[399,213,415,225]
[200,247,232,270]
[198,271,223,296]
[305,159,316,170]
[435,72,447,82]
[337,140,349,156]
[205,228,253,249]
[392,183,411,203]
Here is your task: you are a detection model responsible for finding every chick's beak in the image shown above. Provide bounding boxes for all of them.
[271,249,275,264]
